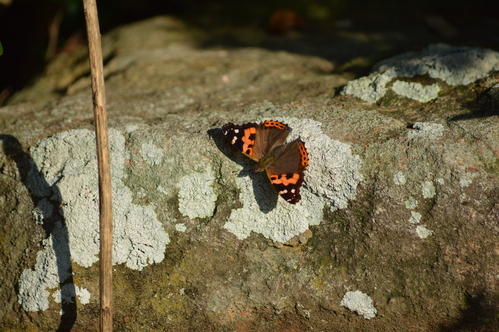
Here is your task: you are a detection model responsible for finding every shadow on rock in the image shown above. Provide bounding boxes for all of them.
[208,128,278,212]
[449,88,499,121]
[0,134,76,332]
[439,290,499,332]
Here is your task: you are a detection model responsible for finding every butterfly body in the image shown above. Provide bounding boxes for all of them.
[222,120,309,204]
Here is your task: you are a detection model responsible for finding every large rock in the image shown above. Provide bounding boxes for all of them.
[1,16,498,331]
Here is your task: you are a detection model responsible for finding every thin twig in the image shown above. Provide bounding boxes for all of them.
[82,0,113,331]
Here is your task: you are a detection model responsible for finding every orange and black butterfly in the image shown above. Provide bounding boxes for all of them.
[222,120,309,204]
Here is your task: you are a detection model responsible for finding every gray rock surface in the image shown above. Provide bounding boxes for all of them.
[343,44,499,103]
[1,16,498,331]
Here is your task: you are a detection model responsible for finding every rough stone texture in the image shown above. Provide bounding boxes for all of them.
[343,43,499,103]
[1,15,499,332]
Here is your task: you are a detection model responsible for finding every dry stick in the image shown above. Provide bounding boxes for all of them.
[82,0,113,331]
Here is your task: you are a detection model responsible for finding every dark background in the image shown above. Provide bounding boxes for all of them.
[0,0,498,105]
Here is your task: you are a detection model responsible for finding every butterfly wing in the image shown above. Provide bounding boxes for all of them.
[265,138,309,204]
[222,120,291,161]
[253,120,291,159]
[222,122,259,161]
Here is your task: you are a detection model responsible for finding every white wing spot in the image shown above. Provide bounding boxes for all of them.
[231,137,238,144]
[234,129,239,133]
[291,189,296,193]
[279,190,288,194]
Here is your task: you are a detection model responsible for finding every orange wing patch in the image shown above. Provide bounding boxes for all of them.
[262,120,288,130]
[298,143,309,169]
[241,127,257,155]
[270,173,300,186]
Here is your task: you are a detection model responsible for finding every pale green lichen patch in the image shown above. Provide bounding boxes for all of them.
[340,291,377,319]
[343,44,499,102]
[422,181,436,198]
[393,171,406,185]
[408,211,422,224]
[18,129,170,312]
[405,196,418,209]
[342,68,397,103]
[416,225,433,239]
[141,142,164,165]
[224,187,324,242]
[52,284,90,305]
[391,81,440,102]
[177,166,217,219]
[18,224,69,311]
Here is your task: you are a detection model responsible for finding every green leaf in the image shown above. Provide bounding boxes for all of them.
[0,42,3,56]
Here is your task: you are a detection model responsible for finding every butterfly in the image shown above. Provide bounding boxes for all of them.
[222,120,309,204]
